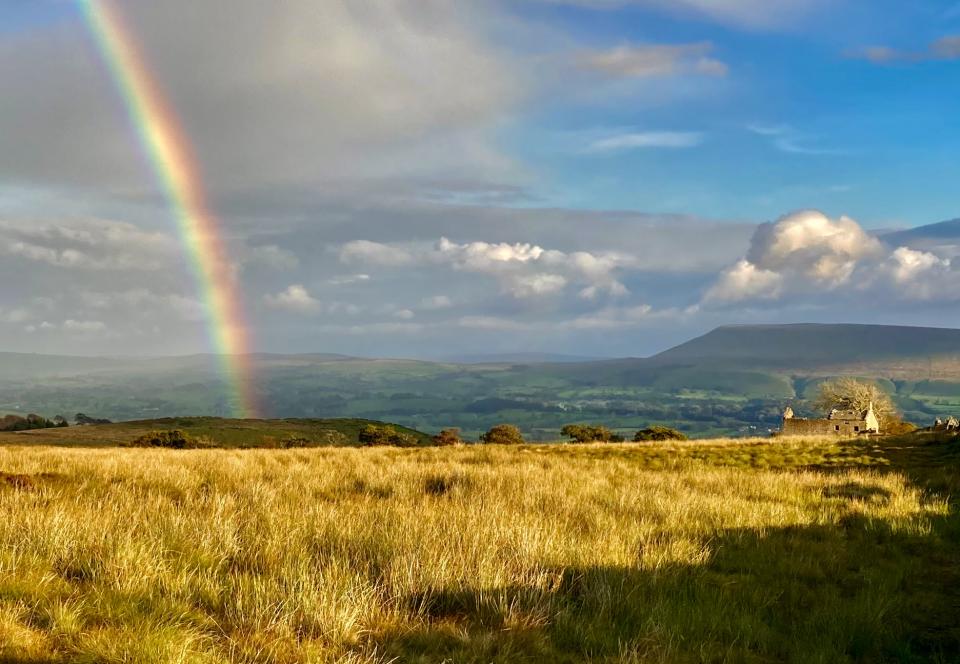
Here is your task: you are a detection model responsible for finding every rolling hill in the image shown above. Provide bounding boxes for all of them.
[4,323,960,437]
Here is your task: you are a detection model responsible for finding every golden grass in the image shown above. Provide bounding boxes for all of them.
[0,440,956,662]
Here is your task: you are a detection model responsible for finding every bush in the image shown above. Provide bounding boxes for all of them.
[479,424,525,445]
[129,429,204,449]
[561,424,614,443]
[884,420,918,436]
[359,424,417,447]
[433,428,464,446]
[633,426,688,442]
[75,413,112,425]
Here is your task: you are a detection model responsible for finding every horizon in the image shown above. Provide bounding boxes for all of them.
[3,1,960,363]
[5,320,960,364]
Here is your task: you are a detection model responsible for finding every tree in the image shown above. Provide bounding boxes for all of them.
[634,426,687,442]
[479,424,525,445]
[433,428,464,446]
[359,424,417,447]
[812,377,897,428]
[561,424,614,443]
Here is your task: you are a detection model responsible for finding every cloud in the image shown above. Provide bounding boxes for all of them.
[536,0,823,29]
[849,35,960,64]
[0,219,177,271]
[704,259,783,302]
[577,42,728,78]
[264,284,321,314]
[420,295,453,309]
[746,124,843,156]
[241,244,299,271]
[340,236,631,300]
[0,0,524,194]
[746,210,883,285]
[339,240,415,267]
[704,209,960,305]
[79,289,206,322]
[585,131,703,153]
[62,319,108,333]
[327,274,371,286]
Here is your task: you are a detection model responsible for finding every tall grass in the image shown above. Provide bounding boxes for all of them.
[0,441,955,662]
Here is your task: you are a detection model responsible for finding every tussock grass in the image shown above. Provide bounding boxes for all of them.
[0,439,957,662]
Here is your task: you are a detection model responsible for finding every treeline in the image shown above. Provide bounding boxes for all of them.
[0,413,68,432]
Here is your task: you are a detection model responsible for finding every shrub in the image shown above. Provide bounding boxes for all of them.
[433,428,464,446]
[561,424,614,443]
[633,426,688,442]
[75,413,112,425]
[479,424,525,445]
[884,420,918,436]
[129,429,204,449]
[359,424,417,447]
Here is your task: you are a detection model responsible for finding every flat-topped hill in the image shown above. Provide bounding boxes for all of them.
[651,323,960,367]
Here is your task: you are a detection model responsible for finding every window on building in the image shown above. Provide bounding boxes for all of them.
[854,426,859,432]
[835,425,840,431]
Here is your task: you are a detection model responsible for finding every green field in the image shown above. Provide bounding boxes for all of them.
[0,417,433,448]
[1,430,958,662]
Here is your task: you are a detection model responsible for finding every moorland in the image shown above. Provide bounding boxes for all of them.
[1,429,958,662]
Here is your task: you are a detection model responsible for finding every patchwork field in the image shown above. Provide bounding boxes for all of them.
[1,434,958,662]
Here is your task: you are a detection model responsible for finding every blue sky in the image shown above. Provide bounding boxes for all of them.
[500,0,960,226]
[1,0,960,357]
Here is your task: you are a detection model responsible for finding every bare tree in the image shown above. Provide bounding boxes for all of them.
[812,377,897,427]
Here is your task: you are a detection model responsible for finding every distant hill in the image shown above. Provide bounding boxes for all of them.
[652,324,960,368]
[882,218,960,247]
[4,323,960,437]
[439,352,603,364]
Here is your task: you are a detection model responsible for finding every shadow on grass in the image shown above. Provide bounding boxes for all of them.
[370,437,960,663]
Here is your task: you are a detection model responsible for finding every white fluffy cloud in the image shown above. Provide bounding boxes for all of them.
[264,284,321,314]
[704,259,783,303]
[339,236,630,300]
[706,209,960,305]
[745,210,882,286]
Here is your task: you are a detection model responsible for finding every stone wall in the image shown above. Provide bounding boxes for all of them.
[782,417,868,436]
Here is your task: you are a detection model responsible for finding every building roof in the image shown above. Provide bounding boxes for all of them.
[828,408,864,420]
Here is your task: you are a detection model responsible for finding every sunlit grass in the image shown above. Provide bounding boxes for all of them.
[0,439,956,662]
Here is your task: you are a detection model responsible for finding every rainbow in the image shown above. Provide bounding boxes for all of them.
[79,0,259,418]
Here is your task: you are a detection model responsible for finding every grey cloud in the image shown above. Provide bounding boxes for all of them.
[577,42,727,78]
[850,35,960,64]
[0,1,525,196]
[0,219,178,271]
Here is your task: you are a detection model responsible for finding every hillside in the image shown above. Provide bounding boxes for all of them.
[4,323,960,437]
[652,323,960,368]
[0,417,433,448]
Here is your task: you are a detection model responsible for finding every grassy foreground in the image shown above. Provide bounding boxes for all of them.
[1,436,958,662]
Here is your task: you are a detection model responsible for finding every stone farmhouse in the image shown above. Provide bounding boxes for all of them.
[781,403,879,436]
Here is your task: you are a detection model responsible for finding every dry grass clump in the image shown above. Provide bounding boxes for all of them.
[0,440,956,662]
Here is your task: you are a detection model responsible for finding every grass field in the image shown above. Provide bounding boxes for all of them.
[1,434,958,662]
